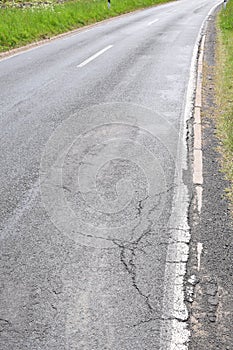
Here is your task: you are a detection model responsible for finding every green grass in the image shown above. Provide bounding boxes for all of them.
[216,0,233,205]
[0,0,173,52]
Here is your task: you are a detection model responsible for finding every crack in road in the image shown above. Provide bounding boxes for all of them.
[115,230,154,313]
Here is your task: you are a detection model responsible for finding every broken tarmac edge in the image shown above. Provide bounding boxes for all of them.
[185,2,233,350]
[159,1,225,350]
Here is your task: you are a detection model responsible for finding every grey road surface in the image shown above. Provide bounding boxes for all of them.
[0,0,220,349]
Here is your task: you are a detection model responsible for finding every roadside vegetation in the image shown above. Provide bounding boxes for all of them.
[216,0,233,205]
[0,0,172,52]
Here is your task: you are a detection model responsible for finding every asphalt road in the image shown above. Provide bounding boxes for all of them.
[0,0,221,349]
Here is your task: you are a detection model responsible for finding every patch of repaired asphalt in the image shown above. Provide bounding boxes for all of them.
[187,9,233,350]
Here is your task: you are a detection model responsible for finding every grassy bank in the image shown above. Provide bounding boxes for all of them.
[216,0,233,204]
[0,0,173,52]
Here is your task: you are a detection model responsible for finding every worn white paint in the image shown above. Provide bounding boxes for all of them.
[77,45,113,67]
[147,18,159,26]
[197,242,203,271]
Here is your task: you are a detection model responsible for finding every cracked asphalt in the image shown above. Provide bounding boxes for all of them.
[0,0,222,349]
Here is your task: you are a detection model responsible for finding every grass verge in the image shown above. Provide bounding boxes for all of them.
[0,0,173,52]
[216,0,233,206]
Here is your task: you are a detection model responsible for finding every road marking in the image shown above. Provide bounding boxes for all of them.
[197,242,203,271]
[147,19,159,26]
[77,45,113,67]
[196,186,203,213]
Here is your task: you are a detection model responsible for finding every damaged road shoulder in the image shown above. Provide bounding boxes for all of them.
[186,8,233,350]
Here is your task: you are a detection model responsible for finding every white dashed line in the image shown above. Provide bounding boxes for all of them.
[77,45,113,67]
[147,19,159,26]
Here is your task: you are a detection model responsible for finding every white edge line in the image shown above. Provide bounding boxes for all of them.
[77,45,113,68]
[147,18,159,26]
[197,242,203,271]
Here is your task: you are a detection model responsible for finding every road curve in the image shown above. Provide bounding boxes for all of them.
[0,1,221,349]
